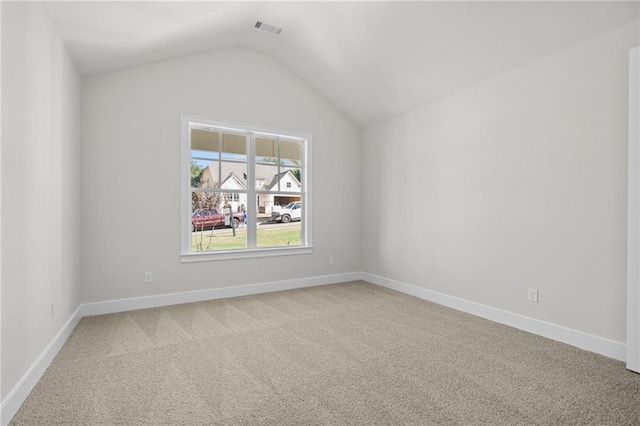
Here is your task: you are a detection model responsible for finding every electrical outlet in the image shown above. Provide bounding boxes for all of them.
[144,272,153,283]
[329,256,334,265]
[528,288,539,303]
[51,301,55,318]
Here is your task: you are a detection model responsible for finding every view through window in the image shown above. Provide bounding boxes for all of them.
[183,116,310,258]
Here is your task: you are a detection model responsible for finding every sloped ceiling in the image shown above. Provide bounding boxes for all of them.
[46,1,639,127]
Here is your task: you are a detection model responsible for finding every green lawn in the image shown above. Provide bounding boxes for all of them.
[192,225,301,251]
[192,228,247,251]
[257,226,301,248]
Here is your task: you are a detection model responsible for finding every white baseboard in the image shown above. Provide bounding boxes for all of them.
[1,305,83,426]
[82,272,362,316]
[362,272,626,362]
[2,271,626,426]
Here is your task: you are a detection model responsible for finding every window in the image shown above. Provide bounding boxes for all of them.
[181,115,312,261]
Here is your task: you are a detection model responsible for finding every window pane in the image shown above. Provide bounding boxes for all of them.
[221,133,246,161]
[258,195,302,248]
[256,137,278,163]
[257,190,277,215]
[280,140,301,167]
[191,129,220,189]
[221,161,247,191]
[193,160,248,190]
[281,167,302,192]
[191,191,247,251]
[257,163,280,193]
[191,129,219,152]
[192,161,216,189]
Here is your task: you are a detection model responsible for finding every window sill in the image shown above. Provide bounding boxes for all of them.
[180,246,313,262]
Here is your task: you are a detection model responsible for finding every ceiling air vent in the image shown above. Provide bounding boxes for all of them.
[254,21,283,35]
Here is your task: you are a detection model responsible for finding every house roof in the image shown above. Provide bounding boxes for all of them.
[220,173,247,190]
[199,161,300,191]
[48,2,639,127]
[266,170,300,191]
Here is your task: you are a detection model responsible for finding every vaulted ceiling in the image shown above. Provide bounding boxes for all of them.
[45,1,639,127]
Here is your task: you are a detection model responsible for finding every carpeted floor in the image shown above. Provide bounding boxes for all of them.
[10,281,640,425]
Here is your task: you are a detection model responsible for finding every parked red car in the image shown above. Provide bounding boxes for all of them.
[191,209,243,231]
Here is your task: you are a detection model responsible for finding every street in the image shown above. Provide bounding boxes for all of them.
[192,220,300,235]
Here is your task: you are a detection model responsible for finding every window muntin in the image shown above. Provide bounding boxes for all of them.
[182,116,311,260]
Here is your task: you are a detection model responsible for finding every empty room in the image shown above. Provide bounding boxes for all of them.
[2,1,640,424]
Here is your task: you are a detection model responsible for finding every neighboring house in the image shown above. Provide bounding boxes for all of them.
[198,163,248,212]
[259,170,302,213]
[198,162,301,214]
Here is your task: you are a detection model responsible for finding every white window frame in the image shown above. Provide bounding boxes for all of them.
[627,46,640,372]
[181,114,312,262]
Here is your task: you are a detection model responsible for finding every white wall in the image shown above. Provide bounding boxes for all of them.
[363,20,640,344]
[81,48,361,303]
[1,0,82,403]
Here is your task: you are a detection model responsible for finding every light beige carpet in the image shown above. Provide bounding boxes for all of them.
[10,281,640,425]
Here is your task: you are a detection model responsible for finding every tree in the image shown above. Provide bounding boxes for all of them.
[191,162,206,215]
[292,168,301,183]
[192,192,222,212]
[191,161,203,188]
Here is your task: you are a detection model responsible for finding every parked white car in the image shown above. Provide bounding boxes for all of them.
[271,201,302,223]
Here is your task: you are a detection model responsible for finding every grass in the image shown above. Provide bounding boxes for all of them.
[192,228,247,251]
[192,224,301,251]
[257,226,302,248]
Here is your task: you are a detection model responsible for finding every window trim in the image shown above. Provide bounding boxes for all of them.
[180,114,313,261]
